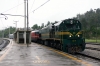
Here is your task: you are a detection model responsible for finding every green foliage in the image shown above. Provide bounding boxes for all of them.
[75,8,100,39]
[41,23,44,28]
[31,21,51,30]
[31,24,39,30]
[31,8,100,39]
[85,39,100,43]
[0,27,16,38]
[46,21,50,26]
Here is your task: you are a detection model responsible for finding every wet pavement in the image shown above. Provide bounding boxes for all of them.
[0,40,98,66]
[81,49,100,59]
[0,38,3,44]
[86,44,100,50]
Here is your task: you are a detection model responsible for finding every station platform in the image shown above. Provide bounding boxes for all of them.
[0,39,93,66]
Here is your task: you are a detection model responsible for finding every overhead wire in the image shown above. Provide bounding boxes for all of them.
[0,0,24,29]
[28,0,50,15]
[2,2,24,13]
[17,0,32,25]
[1,0,50,17]
[32,0,50,13]
[28,0,50,27]
[0,19,5,30]
[27,0,50,28]
[0,19,5,38]
[0,0,23,30]
[16,0,35,20]
[29,0,35,13]
[13,0,20,23]
[0,0,50,29]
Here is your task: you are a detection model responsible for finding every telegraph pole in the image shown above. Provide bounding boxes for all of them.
[94,9,97,43]
[9,27,10,37]
[0,0,29,45]
[24,0,29,46]
[27,0,29,31]
[2,30,4,38]
[24,0,27,45]
[26,0,29,47]
[14,21,18,31]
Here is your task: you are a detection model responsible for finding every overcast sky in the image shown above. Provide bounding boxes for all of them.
[0,0,100,30]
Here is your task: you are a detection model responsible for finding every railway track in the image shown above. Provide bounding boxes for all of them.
[0,39,10,51]
[66,43,100,61]
[34,42,100,61]
[75,43,100,61]
[86,43,100,45]
[86,47,100,51]
[76,52,100,61]
[86,43,100,51]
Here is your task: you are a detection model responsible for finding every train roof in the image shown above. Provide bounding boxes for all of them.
[9,34,14,35]
[41,24,53,30]
[31,30,39,33]
[54,21,62,26]
[54,19,80,26]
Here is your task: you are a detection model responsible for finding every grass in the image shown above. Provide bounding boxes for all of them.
[85,39,100,43]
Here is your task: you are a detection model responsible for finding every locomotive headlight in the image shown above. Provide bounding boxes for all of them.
[69,35,71,37]
[78,35,80,37]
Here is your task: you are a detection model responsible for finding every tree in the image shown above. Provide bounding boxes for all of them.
[41,23,44,28]
[46,21,51,26]
[32,24,39,30]
[0,27,15,38]
[75,8,100,39]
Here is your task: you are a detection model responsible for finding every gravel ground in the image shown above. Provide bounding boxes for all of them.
[86,44,100,50]
[81,49,100,59]
[0,38,3,44]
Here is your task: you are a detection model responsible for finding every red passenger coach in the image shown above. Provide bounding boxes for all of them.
[31,30,40,42]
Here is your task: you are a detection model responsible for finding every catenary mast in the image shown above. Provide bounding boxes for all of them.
[24,0,29,46]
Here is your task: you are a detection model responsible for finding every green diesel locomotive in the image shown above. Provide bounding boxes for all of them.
[39,19,85,53]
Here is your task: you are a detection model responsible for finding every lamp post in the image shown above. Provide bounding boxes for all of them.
[13,21,18,31]
[0,0,28,45]
[24,0,27,45]
[94,9,97,43]
[2,30,4,38]
[0,14,8,38]
[8,26,10,38]
[24,0,29,47]
[0,13,8,20]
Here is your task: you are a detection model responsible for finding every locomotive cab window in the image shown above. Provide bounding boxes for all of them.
[66,24,80,30]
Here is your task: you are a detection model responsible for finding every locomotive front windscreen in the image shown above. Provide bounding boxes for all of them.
[65,20,81,30]
[66,24,80,29]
